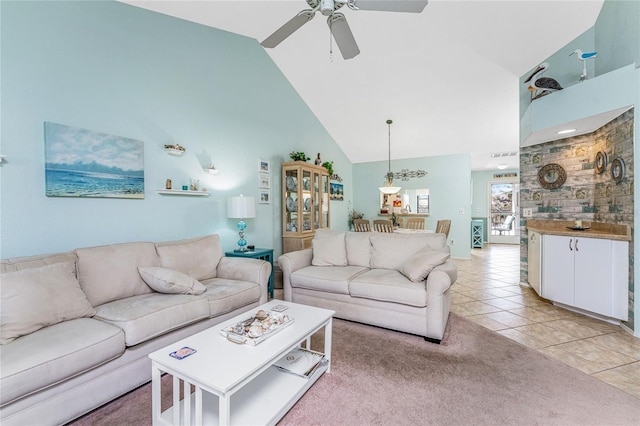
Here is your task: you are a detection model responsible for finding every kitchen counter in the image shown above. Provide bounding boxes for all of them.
[526,219,631,241]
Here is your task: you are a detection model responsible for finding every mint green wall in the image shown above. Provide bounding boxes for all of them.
[0,0,350,258]
[353,154,472,259]
[595,0,640,75]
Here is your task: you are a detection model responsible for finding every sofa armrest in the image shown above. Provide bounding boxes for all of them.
[216,257,271,304]
[278,249,313,301]
[424,260,457,340]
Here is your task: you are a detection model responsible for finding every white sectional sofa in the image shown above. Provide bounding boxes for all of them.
[0,234,271,426]
[279,230,457,343]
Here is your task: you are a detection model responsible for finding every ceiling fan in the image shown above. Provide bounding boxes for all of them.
[261,0,428,59]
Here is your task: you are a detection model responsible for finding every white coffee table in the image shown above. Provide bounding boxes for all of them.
[149,301,334,425]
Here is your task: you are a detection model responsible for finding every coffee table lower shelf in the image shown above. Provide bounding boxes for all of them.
[158,361,328,425]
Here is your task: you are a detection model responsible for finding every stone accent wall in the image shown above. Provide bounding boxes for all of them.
[519,109,634,330]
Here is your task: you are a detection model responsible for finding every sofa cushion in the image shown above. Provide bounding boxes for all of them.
[0,317,124,405]
[138,267,206,295]
[200,278,262,317]
[349,269,428,307]
[76,242,157,307]
[345,232,372,267]
[94,294,210,346]
[1,251,77,274]
[156,234,223,281]
[399,249,450,282]
[0,261,96,344]
[312,231,347,266]
[370,233,446,270]
[290,266,368,295]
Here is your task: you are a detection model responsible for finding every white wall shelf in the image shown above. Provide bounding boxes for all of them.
[156,189,209,196]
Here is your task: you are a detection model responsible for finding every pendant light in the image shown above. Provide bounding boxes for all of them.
[379,119,401,194]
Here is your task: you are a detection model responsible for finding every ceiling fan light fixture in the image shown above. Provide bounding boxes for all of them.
[379,119,401,195]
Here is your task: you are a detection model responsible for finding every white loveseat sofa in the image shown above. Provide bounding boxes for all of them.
[279,230,457,343]
[0,234,271,426]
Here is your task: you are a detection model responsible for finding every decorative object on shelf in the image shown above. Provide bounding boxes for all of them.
[258,174,270,189]
[321,160,334,176]
[0,155,6,163]
[259,191,270,204]
[315,153,322,166]
[595,151,607,174]
[182,185,188,190]
[227,194,256,252]
[286,175,297,191]
[569,49,598,81]
[189,179,199,191]
[523,62,563,101]
[611,157,625,184]
[537,163,566,190]
[165,179,172,189]
[205,164,219,175]
[258,159,271,173]
[286,196,296,212]
[394,168,427,181]
[379,119,401,194]
[289,151,310,162]
[45,122,144,199]
[164,144,186,156]
[330,183,344,201]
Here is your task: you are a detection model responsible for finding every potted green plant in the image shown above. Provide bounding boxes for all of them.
[289,151,310,162]
[322,160,334,176]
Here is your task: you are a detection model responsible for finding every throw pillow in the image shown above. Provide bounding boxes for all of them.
[312,232,347,266]
[399,248,450,282]
[138,267,206,295]
[0,261,96,345]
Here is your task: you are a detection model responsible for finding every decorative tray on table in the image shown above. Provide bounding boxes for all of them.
[220,310,293,346]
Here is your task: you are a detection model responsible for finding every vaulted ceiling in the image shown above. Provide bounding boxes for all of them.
[121,0,604,170]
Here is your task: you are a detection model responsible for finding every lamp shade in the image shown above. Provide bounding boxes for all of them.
[227,195,256,219]
[379,185,402,195]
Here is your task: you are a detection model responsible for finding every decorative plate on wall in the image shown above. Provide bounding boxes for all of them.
[611,157,625,184]
[595,151,608,174]
[537,163,567,190]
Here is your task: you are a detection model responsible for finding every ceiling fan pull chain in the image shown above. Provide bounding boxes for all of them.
[329,20,333,61]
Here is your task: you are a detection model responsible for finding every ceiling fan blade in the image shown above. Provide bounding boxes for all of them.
[352,0,428,13]
[261,9,315,48]
[327,13,360,59]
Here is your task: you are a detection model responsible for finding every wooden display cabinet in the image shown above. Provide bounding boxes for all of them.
[282,161,330,253]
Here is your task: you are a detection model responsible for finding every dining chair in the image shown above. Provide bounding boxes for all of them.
[435,219,451,238]
[353,219,371,232]
[373,219,394,233]
[406,218,425,230]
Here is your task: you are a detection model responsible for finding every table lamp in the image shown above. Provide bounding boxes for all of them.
[227,194,256,252]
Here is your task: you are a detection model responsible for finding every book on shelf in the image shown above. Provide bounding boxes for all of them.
[274,347,325,378]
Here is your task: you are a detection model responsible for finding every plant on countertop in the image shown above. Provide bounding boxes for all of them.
[289,151,310,162]
[347,201,364,229]
[322,161,334,176]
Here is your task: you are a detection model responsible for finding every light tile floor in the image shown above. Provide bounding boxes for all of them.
[452,243,640,399]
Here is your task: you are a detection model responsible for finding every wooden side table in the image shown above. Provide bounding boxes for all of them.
[225,248,274,298]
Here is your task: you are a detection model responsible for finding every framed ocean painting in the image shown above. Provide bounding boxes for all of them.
[44,122,145,199]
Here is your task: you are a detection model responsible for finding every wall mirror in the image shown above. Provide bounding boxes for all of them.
[537,163,566,190]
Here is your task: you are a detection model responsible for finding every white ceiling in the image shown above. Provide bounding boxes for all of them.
[120,0,604,170]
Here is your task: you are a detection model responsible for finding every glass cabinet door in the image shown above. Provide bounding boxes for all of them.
[320,174,329,228]
[284,168,299,233]
[301,169,312,232]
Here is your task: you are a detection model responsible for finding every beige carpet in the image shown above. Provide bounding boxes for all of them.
[69,314,640,426]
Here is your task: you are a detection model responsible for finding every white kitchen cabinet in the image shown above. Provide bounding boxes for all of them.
[541,234,628,321]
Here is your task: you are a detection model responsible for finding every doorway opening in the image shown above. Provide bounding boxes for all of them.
[488,180,520,244]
